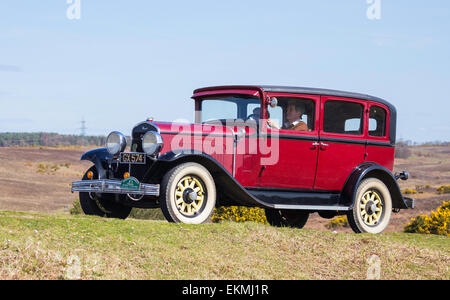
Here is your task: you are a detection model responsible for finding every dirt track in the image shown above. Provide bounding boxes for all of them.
[0,145,448,232]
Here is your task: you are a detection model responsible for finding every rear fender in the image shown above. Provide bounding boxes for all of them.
[341,162,408,210]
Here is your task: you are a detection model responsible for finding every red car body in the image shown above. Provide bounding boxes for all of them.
[72,85,414,233]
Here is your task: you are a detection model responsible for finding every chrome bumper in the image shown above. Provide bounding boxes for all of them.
[71,179,160,196]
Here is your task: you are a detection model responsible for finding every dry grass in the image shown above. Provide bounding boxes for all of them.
[0,211,448,280]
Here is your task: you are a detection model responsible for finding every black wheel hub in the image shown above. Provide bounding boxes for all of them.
[366,201,376,215]
[182,188,195,204]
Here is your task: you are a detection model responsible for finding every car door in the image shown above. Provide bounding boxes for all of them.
[258,93,320,190]
[314,96,368,191]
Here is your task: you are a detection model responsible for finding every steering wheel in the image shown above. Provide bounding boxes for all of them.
[247,114,259,121]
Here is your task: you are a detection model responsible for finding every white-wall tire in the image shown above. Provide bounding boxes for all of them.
[160,162,216,224]
[347,178,392,234]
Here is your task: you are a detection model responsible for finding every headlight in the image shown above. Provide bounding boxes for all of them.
[106,131,126,156]
[142,131,163,156]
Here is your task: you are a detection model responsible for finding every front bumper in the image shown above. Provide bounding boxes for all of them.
[71,179,160,196]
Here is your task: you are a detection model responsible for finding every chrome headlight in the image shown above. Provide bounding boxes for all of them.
[106,131,126,156]
[142,131,163,156]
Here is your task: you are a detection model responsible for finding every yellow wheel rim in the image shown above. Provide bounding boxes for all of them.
[360,190,383,226]
[175,176,205,217]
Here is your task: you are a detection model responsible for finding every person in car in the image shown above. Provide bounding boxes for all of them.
[267,101,309,131]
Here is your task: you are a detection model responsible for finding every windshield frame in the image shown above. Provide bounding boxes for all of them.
[195,94,262,124]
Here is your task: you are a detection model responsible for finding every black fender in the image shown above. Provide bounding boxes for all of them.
[152,150,267,208]
[341,162,408,210]
[80,148,112,179]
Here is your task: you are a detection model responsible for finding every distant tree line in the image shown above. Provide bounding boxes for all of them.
[0,132,106,147]
[397,140,450,147]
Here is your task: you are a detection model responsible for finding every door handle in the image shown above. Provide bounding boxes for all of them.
[311,142,320,149]
[320,142,329,150]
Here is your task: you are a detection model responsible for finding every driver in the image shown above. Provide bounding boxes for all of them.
[267,101,309,131]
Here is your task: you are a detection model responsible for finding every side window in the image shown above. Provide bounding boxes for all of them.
[323,101,364,135]
[268,97,315,131]
[369,106,387,137]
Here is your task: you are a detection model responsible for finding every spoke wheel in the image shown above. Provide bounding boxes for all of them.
[160,162,216,224]
[174,175,206,217]
[347,178,392,234]
[359,190,384,226]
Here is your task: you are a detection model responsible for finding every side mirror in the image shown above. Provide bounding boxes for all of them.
[268,97,278,108]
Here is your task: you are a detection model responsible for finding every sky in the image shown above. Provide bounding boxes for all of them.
[0,0,449,142]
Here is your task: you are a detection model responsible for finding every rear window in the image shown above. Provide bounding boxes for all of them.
[369,106,387,137]
[323,101,364,135]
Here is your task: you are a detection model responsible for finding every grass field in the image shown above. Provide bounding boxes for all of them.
[0,145,449,279]
[1,145,449,232]
[0,211,448,280]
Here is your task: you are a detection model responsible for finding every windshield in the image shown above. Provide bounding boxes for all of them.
[198,95,261,124]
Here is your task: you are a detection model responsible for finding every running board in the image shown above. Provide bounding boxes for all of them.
[246,188,350,211]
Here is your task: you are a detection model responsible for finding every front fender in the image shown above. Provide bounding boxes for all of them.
[80,148,112,179]
[341,162,408,210]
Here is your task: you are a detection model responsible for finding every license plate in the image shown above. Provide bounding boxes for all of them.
[120,153,146,164]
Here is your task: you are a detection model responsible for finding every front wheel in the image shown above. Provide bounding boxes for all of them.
[347,178,392,234]
[160,162,216,224]
[79,166,132,219]
[265,209,309,228]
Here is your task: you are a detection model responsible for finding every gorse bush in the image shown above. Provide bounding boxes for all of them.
[402,188,418,195]
[404,201,450,236]
[325,216,349,229]
[437,185,450,194]
[212,206,268,224]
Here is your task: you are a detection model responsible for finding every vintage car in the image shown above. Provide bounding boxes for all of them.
[72,85,414,234]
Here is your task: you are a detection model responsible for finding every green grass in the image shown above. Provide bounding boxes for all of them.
[0,210,448,280]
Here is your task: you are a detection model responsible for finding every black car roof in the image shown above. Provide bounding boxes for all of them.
[194,85,395,110]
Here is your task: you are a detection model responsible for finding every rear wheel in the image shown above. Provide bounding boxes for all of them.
[265,209,309,228]
[79,166,132,219]
[160,162,216,224]
[347,178,392,234]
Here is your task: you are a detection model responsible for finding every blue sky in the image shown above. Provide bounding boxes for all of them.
[0,0,449,142]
